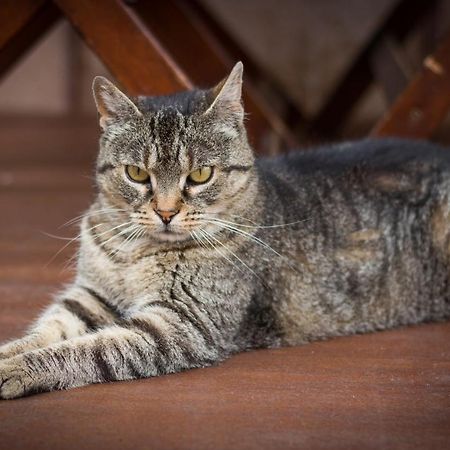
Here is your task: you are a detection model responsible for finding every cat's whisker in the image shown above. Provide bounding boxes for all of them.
[196,229,240,273]
[206,212,259,225]
[94,221,135,247]
[202,219,301,273]
[206,204,324,229]
[100,224,139,251]
[42,222,105,242]
[108,224,145,258]
[190,231,210,256]
[133,226,148,246]
[61,249,80,273]
[60,207,128,228]
[204,215,313,229]
[107,231,137,258]
[202,219,285,259]
[41,232,80,242]
[43,223,106,268]
[199,228,267,286]
[194,229,218,254]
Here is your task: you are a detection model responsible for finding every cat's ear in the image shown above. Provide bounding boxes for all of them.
[92,76,142,130]
[205,61,244,122]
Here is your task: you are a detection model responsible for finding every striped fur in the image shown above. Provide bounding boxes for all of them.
[1,63,449,399]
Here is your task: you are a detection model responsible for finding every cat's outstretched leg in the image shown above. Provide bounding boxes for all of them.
[0,285,117,360]
[0,306,221,399]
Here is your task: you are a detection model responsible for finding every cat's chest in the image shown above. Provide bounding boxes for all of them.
[110,253,192,298]
[125,258,242,312]
[83,245,236,304]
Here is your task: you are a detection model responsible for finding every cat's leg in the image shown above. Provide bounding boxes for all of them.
[0,305,222,399]
[0,285,117,360]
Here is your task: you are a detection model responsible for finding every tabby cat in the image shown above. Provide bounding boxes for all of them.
[0,62,449,399]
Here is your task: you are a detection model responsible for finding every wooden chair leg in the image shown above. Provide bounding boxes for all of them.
[53,0,191,95]
[0,0,60,79]
[179,0,305,142]
[371,29,450,139]
[309,0,438,138]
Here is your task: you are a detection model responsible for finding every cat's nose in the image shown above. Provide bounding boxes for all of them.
[154,208,179,225]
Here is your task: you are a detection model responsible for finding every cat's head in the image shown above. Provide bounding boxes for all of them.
[92,62,256,245]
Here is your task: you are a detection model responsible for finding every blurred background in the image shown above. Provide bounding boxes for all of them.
[2,0,450,157]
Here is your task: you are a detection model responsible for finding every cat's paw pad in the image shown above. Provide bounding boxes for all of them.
[0,361,34,400]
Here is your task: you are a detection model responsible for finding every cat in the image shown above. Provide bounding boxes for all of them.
[0,62,449,399]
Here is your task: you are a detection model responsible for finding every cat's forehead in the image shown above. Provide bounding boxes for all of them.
[141,107,221,171]
[144,108,191,170]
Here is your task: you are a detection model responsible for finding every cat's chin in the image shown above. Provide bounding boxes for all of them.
[153,230,191,243]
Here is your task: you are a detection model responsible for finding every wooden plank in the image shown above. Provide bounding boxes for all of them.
[53,0,192,95]
[0,0,60,79]
[372,29,450,138]
[128,0,298,152]
[310,0,437,138]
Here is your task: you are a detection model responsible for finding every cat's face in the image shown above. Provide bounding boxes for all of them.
[92,63,255,244]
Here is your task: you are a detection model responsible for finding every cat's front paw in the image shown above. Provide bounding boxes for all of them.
[0,359,36,400]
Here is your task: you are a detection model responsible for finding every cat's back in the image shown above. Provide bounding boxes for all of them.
[256,138,450,180]
[256,138,450,215]
[253,138,450,344]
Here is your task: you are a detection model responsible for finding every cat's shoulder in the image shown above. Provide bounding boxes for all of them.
[256,138,450,176]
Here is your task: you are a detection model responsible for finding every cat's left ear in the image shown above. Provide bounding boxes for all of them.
[92,76,142,130]
[205,61,244,122]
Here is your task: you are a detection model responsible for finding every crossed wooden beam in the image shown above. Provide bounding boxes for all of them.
[2,0,450,153]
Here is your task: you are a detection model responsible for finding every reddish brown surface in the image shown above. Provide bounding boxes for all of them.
[0,119,449,449]
[372,29,450,138]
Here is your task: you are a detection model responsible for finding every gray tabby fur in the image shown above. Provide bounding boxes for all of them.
[1,62,449,399]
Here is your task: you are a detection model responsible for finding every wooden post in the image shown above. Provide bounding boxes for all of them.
[372,30,450,138]
[53,0,192,95]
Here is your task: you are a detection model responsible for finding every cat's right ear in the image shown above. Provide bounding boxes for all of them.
[92,76,142,130]
[205,62,244,123]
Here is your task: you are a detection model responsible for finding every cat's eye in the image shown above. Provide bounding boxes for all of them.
[126,165,150,183]
[187,166,213,184]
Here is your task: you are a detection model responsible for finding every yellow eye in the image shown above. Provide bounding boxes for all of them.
[187,166,213,184]
[126,165,150,183]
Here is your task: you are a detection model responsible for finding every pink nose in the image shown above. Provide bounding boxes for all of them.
[154,208,179,224]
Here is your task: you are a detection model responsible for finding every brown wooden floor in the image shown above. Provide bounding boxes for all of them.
[0,119,449,450]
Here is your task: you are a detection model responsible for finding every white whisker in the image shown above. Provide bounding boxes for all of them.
[100,226,138,252]
[197,229,241,272]
[109,224,144,257]
[200,228,266,285]
[204,219,285,259]
[95,221,135,247]
[44,223,105,267]
[204,215,312,229]
[60,207,128,228]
